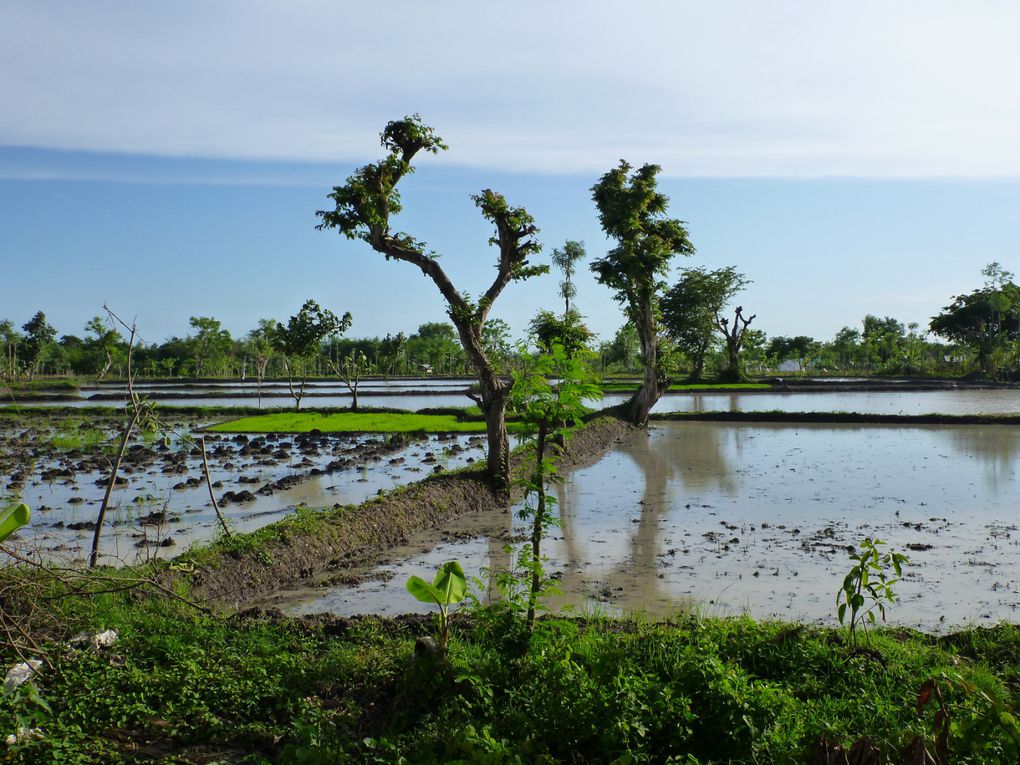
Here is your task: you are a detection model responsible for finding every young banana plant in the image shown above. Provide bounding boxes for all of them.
[406,560,467,652]
[0,503,30,544]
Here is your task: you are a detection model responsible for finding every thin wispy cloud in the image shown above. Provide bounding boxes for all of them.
[4,1,1020,178]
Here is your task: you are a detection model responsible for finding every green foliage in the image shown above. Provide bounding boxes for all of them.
[550,240,586,314]
[407,560,468,650]
[528,309,594,357]
[836,538,908,646]
[4,576,1020,765]
[589,162,695,317]
[930,279,1020,376]
[510,342,602,631]
[662,266,751,380]
[910,672,1020,762]
[0,501,30,542]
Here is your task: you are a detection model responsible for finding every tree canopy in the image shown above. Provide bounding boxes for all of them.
[590,161,695,424]
[930,271,1020,376]
[661,266,749,380]
[316,115,548,492]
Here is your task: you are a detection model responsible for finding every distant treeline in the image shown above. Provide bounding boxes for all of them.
[0,309,992,382]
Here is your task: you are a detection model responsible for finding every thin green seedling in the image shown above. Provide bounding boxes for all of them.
[406,560,468,651]
[836,537,908,646]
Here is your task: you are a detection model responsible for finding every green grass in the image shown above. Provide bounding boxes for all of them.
[3,378,82,392]
[208,411,507,433]
[4,571,1020,764]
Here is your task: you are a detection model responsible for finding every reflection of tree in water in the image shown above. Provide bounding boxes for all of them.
[602,424,736,613]
[946,426,1020,492]
[485,423,739,615]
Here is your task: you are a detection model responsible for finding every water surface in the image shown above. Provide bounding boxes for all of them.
[286,421,1020,630]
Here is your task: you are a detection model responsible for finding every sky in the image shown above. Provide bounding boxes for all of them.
[2,1,1019,346]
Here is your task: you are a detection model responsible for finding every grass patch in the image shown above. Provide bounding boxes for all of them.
[4,576,1020,765]
[207,411,513,434]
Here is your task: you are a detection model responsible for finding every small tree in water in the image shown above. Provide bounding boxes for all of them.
[509,341,601,632]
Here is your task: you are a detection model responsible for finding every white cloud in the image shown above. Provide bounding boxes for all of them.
[4,0,1020,176]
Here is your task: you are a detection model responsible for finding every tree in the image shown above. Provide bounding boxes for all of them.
[21,311,56,379]
[528,309,593,357]
[601,322,641,373]
[0,320,19,380]
[550,240,586,315]
[273,300,351,410]
[379,332,407,376]
[766,335,815,363]
[661,266,750,381]
[590,161,695,424]
[245,319,276,409]
[317,115,547,494]
[406,322,464,373]
[84,315,123,379]
[187,316,232,377]
[329,349,368,410]
[481,317,514,373]
[861,315,906,368]
[930,268,1020,376]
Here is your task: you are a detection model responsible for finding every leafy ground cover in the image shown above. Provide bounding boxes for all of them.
[207,411,510,434]
[2,578,1020,764]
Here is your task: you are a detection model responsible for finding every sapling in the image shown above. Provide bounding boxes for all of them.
[836,537,908,646]
[406,560,468,652]
[509,341,601,632]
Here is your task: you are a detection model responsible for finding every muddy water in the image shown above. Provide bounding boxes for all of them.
[5,426,486,565]
[284,421,1020,630]
[596,388,1020,416]
[19,384,1019,416]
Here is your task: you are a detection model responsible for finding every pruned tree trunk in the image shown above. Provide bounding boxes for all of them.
[628,304,666,426]
[717,306,756,382]
[457,322,512,496]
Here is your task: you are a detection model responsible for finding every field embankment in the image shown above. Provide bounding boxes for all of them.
[181,415,635,609]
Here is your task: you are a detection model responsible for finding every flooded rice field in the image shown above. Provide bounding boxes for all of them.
[1,417,486,564]
[17,381,1019,416]
[282,421,1020,630]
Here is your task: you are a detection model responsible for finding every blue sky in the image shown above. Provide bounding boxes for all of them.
[3,1,1019,345]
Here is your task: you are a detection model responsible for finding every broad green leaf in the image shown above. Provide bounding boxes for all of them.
[433,560,467,605]
[0,503,30,543]
[406,574,443,605]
